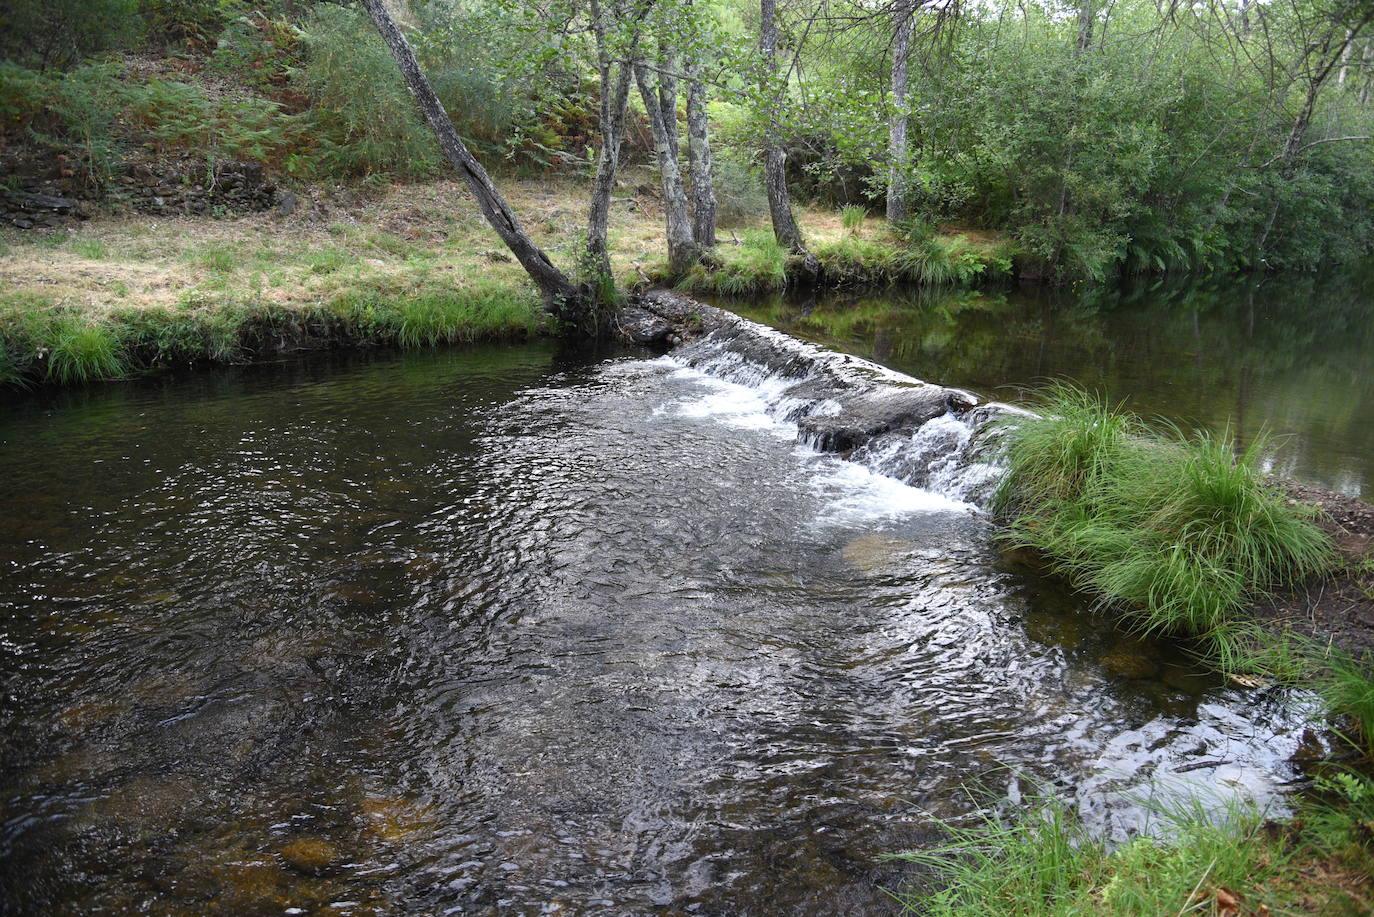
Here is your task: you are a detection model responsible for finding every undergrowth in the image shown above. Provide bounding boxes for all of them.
[673,231,1013,294]
[675,230,788,295]
[815,233,1013,287]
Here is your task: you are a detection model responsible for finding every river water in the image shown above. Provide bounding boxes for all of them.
[0,281,1349,915]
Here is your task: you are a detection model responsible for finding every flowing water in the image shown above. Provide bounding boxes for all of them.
[0,299,1339,915]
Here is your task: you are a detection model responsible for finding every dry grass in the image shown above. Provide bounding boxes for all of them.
[0,174,1008,319]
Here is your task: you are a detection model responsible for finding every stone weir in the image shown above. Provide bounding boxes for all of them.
[620,288,1026,505]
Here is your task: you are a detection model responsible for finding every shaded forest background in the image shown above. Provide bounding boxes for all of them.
[3,0,1374,282]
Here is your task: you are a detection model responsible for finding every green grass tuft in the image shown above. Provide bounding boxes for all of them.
[840,204,867,235]
[893,787,1374,916]
[677,230,789,295]
[45,316,129,383]
[71,238,109,259]
[0,282,540,388]
[995,385,1334,643]
[303,246,351,275]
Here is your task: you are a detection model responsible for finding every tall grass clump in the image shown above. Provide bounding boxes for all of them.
[814,234,1007,287]
[45,315,129,383]
[332,281,539,347]
[840,204,867,235]
[0,347,22,387]
[1320,650,1374,757]
[995,385,1333,642]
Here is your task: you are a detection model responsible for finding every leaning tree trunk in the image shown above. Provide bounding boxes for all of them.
[886,0,915,224]
[685,68,717,247]
[1256,13,1374,260]
[759,0,815,276]
[360,0,580,310]
[634,60,699,277]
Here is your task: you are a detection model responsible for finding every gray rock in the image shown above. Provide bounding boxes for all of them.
[616,307,674,346]
[797,385,975,453]
[275,190,300,216]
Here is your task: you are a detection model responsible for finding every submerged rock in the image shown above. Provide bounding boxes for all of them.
[1099,639,1162,680]
[279,837,340,875]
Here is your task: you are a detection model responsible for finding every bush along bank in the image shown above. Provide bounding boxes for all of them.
[0,282,542,388]
[896,384,1374,915]
[669,224,1017,296]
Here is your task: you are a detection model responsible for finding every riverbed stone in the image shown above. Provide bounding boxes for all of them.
[841,534,911,573]
[616,307,674,346]
[796,384,976,453]
[279,836,340,875]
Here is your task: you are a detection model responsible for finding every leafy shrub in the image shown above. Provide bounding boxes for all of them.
[0,0,141,70]
[23,63,128,189]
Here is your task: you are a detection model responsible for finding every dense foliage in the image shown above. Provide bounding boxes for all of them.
[2,0,1372,281]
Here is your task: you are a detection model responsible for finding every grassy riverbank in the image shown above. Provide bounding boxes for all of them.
[0,179,1012,386]
[899,385,1374,914]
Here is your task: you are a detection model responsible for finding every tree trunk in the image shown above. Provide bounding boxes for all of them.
[685,64,717,247]
[634,60,699,277]
[586,0,636,288]
[1255,12,1373,261]
[759,0,814,275]
[886,0,915,224]
[360,0,579,310]
[657,51,680,165]
[1075,1,1095,54]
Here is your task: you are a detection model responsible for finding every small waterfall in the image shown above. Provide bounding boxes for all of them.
[666,309,1027,507]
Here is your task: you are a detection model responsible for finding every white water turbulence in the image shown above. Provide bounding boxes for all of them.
[668,312,1018,508]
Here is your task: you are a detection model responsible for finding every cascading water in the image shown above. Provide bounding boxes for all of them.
[668,308,1019,507]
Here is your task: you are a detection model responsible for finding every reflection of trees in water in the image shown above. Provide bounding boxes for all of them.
[725,263,1374,495]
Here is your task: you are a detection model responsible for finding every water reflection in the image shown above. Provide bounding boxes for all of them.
[715,264,1374,497]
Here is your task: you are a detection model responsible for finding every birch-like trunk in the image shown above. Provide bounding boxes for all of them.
[685,63,717,247]
[586,0,636,286]
[1075,2,1096,54]
[360,0,579,309]
[634,61,699,276]
[760,0,813,271]
[886,1,915,224]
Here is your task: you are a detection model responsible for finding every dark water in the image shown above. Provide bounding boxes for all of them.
[713,265,1374,499]
[0,335,1320,915]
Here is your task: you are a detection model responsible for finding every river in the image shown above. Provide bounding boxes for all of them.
[2,269,1363,914]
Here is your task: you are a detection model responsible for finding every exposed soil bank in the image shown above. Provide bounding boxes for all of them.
[1259,483,1374,659]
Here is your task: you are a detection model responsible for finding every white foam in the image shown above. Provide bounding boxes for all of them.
[806,450,973,523]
